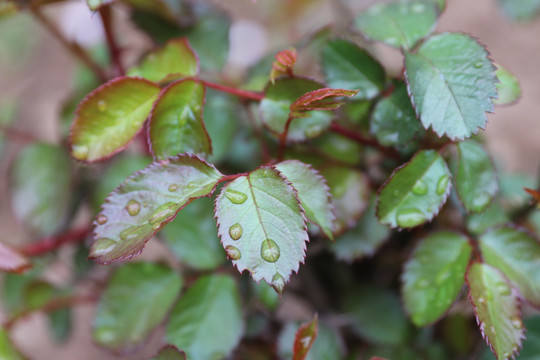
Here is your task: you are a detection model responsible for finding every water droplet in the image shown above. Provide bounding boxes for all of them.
[300,336,312,348]
[125,199,141,216]
[96,214,108,225]
[412,179,428,195]
[149,202,176,224]
[396,208,425,228]
[261,239,280,262]
[436,175,450,195]
[168,184,178,192]
[225,189,248,204]
[511,316,523,329]
[91,238,117,255]
[474,61,483,68]
[229,223,243,240]
[143,202,149,208]
[417,278,430,288]
[72,145,89,160]
[478,296,486,304]
[490,325,496,335]
[271,273,285,294]
[496,282,511,296]
[225,245,241,260]
[187,182,197,189]
[97,100,107,111]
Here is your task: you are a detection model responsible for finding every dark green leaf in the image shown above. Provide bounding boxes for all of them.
[93,262,182,351]
[151,345,186,360]
[90,154,223,263]
[494,65,521,106]
[377,150,452,229]
[278,321,344,360]
[496,0,540,21]
[275,160,334,240]
[23,280,54,310]
[122,0,177,21]
[314,132,363,165]
[479,226,540,307]
[456,141,498,213]
[215,167,308,294]
[205,89,240,163]
[48,307,71,343]
[161,197,225,270]
[322,39,385,99]
[127,38,199,83]
[252,281,280,310]
[148,79,211,160]
[466,263,524,360]
[69,77,161,162]
[405,33,498,140]
[355,0,439,49]
[0,329,25,360]
[402,231,472,326]
[293,314,318,360]
[166,274,243,360]
[10,143,72,236]
[0,242,31,274]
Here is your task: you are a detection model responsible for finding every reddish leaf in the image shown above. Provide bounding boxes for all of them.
[270,47,298,82]
[292,314,318,360]
[525,187,540,204]
[290,88,358,117]
[0,242,31,274]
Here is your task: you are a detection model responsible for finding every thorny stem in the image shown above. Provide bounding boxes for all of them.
[18,227,91,257]
[99,6,125,77]
[201,80,265,101]
[217,173,249,184]
[30,6,107,82]
[277,115,294,161]
[0,124,39,143]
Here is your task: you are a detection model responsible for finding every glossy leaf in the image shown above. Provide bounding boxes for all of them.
[370,81,423,147]
[355,0,439,49]
[0,329,25,360]
[151,345,187,360]
[69,77,161,162]
[0,242,31,274]
[275,160,334,240]
[215,167,307,294]
[496,0,540,21]
[494,65,521,106]
[10,143,72,236]
[148,79,211,160]
[90,154,223,264]
[456,141,498,213]
[467,263,524,360]
[405,33,498,140]
[322,38,386,99]
[293,314,318,360]
[166,274,243,360]
[161,197,225,270]
[479,226,540,307]
[377,150,452,229]
[127,38,199,83]
[402,231,472,326]
[260,77,332,141]
[93,262,182,351]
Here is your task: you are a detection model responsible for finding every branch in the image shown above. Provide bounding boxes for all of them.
[277,115,294,161]
[201,80,265,101]
[99,6,125,77]
[18,227,91,257]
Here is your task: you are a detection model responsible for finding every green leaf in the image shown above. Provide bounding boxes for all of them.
[215,167,308,294]
[127,38,199,83]
[466,263,524,360]
[355,0,439,50]
[10,143,72,236]
[456,140,498,213]
[0,242,31,274]
[0,329,25,360]
[93,262,182,351]
[69,77,161,162]
[148,79,211,160]
[275,160,334,240]
[377,150,452,229]
[494,65,521,106]
[404,33,498,140]
[122,0,177,23]
[402,231,472,326]
[260,77,333,141]
[467,203,509,236]
[496,0,540,21]
[204,89,240,163]
[293,314,318,360]
[370,81,424,147]
[89,154,223,264]
[479,226,540,307]
[166,274,243,360]
[320,166,370,235]
[322,38,385,100]
[161,197,225,270]
[151,345,186,360]
[48,307,71,344]
[330,197,390,262]
[278,321,344,360]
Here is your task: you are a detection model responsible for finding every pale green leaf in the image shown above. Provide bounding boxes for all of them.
[69,77,161,162]
[377,150,452,229]
[0,329,25,360]
[405,33,497,140]
[494,65,521,106]
[93,262,182,351]
[166,274,243,360]
[467,203,509,235]
[90,154,223,264]
[215,167,308,294]
[496,0,540,21]
[402,231,472,326]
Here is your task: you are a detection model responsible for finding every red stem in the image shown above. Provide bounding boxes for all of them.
[18,227,91,257]
[201,80,265,101]
[217,173,248,184]
[0,124,39,143]
[99,6,125,77]
[277,115,294,161]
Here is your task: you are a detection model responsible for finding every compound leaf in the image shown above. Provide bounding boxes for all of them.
[494,65,521,106]
[402,231,472,326]
[405,33,498,140]
[0,242,31,274]
[293,314,319,360]
[215,167,308,294]
[377,150,452,229]
[90,154,223,264]
[70,77,160,162]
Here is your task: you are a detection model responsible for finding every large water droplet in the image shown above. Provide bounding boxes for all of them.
[126,199,141,216]
[396,208,425,228]
[229,223,243,240]
[187,182,196,189]
[72,145,89,160]
[511,316,523,329]
[478,296,486,304]
[261,239,280,262]
[97,100,107,111]
[168,184,178,192]
[149,202,176,224]
[496,282,511,296]
[92,238,117,255]
[271,273,285,295]
[412,179,428,195]
[436,175,450,195]
[474,61,483,68]
[96,214,108,225]
[225,189,248,204]
[225,245,241,260]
